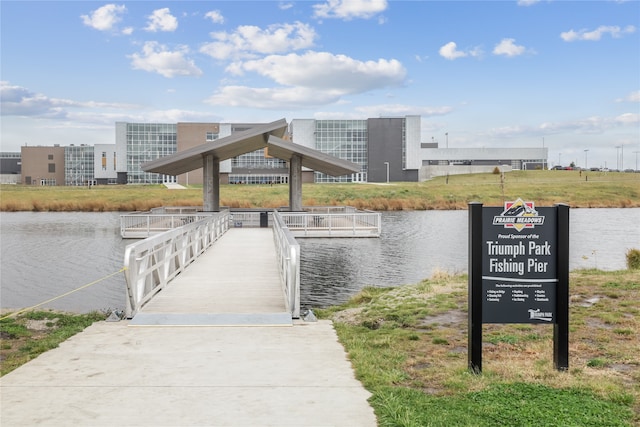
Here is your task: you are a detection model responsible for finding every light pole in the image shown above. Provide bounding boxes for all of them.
[634,151,639,171]
[558,152,562,166]
[384,162,389,183]
[445,132,449,149]
[615,146,621,170]
[584,149,589,169]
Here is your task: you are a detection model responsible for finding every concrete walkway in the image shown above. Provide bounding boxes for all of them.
[0,320,377,426]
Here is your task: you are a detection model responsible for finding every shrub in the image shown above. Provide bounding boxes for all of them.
[492,166,501,174]
[626,248,640,270]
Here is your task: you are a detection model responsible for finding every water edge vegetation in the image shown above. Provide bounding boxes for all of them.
[1,170,639,212]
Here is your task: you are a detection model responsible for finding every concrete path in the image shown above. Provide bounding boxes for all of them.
[0,320,377,426]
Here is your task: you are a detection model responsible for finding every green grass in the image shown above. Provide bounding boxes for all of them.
[2,169,639,211]
[318,269,640,426]
[0,310,106,376]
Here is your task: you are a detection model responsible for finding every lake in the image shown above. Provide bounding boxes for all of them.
[1,208,638,313]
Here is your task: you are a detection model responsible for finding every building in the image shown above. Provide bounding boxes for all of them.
[20,145,65,186]
[115,122,177,184]
[0,152,21,184]
[94,143,126,185]
[15,116,549,185]
[290,116,422,183]
[65,145,95,186]
[420,147,548,180]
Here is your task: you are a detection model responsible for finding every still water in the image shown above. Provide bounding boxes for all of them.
[1,209,638,313]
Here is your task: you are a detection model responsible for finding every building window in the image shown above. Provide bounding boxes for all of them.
[206,132,219,141]
[48,154,54,160]
[102,152,107,170]
[48,163,55,173]
[113,152,117,170]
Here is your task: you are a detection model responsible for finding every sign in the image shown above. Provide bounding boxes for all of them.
[482,200,557,323]
[468,200,569,373]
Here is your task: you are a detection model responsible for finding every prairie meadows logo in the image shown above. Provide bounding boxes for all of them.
[493,198,545,232]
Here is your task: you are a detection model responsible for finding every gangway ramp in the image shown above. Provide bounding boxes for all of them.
[130,228,292,327]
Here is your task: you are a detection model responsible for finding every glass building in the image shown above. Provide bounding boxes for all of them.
[65,145,95,186]
[118,123,177,184]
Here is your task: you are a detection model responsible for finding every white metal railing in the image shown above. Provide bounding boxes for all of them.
[120,213,214,238]
[278,209,381,237]
[123,210,230,318]
[272,211,300,318]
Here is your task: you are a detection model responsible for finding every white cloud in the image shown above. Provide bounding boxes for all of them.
[616,90,640,103]
[206,51,406,108]
[439,42,475,60]
[231,51,406,92]
[200,22,317,60]
[81,4,126,32]
[0,81,140,118]
[354,104,453,117]
[207,86,346,108]
[615,112,640,125]
[278,2,294,10]
[560,25,636,42]
[492,38,526,57]
[129,42,203,78]
[313,0,388,20]
[205,10,224,24]
[145,8,178,32]
[517,0,541,6]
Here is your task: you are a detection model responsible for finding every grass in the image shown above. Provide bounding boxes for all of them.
[317,269,640,426]
[0,310,106,376]
[1,170,639,211]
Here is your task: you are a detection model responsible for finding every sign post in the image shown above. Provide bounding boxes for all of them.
[468,200,569,373]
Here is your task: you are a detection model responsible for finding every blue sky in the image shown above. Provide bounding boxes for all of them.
[1,0,639,170]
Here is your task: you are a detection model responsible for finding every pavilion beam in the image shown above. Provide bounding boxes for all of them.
[203,154,220,212]
[289,154,303,212]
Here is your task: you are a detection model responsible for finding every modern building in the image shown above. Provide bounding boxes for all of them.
[290,116,422,183]
[94,143,126,185]
[65,145,95,186]
[0,152,21,184]
[20,145,65,186]
[14,116,549,185]
[114,122,177,184]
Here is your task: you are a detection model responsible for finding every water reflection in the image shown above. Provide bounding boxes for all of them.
[1,209,638,313]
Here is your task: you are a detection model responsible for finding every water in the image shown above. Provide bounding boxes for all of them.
[1,209,638,313]
[0,212,129,313]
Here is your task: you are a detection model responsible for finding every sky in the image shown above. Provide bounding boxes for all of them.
[1,0,639,170]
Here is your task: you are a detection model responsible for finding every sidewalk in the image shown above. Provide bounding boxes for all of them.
[0,320,377,426]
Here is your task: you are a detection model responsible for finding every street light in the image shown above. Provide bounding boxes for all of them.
[584,149,589,169]
[445,132,449,149]
[634,151,639,172]
[383,162,389,183]
[559,152,562,166]
[615,146,621,170]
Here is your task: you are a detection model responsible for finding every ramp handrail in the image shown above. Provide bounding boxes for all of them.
[123,210,230,318]
[272,210,301,318]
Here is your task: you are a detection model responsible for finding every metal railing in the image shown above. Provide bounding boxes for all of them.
[123,210,230,318]
[278,208,381,237]
[121,207,214,238]
[272,210,300,318]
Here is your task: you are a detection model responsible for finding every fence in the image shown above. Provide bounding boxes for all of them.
[123,210,230,318]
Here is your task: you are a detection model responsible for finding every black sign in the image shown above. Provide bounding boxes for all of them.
[482,205,557,323]
[468,201,570,373]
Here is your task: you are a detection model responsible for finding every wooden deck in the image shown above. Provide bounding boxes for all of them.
[130,228,291,326]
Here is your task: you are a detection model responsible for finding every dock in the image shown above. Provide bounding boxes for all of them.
[0,219,377,426]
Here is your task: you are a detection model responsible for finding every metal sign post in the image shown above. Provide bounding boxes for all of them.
[468,200,569,373]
